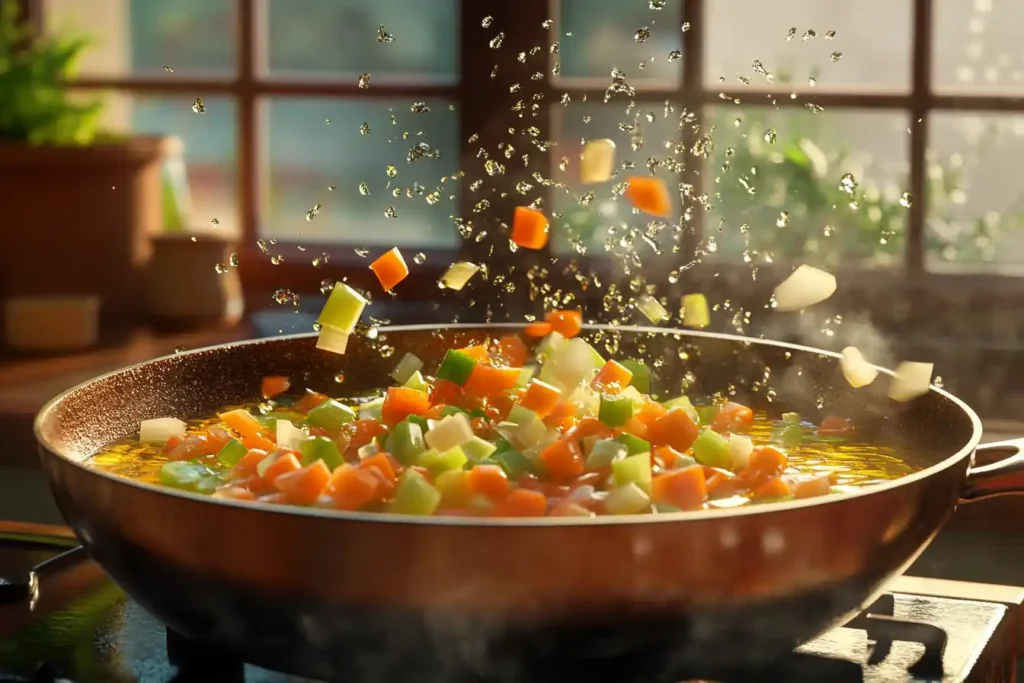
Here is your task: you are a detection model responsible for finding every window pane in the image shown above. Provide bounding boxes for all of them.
[933,0,1024,92]
[707,107,909,267]
[44,0,236,78]
[85,92,239,233]
[264,0,457,83]
[705,0,911,91]
[555,0,683,84]
[550,101,683,255]
[927,113,1024,271]
[262,98,459,247]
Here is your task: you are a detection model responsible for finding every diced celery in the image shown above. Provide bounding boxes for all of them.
[636,294,669,324]
[567,385,600,417]
[315,326,350,355]
[435,469,472,507]
[496,448,534,478]
[691,429,731,469]
[439,261,480,291]
[782,412,801,425]
[299,436,344,470]
[436,349,477,386]
[662,395,699,422]
[160,461,210,490]
[619,359,651,394]
[316,282,367,333]
[407,415,429,432]
[419,446,468,475]
[516,365,538,388]
[605,483,651,514]
[512,416,548,450]
[306,400,357,431]
[358,396,385,421]
[424,413,474,452]
[681,293,710,329]
[619,385,646,406]
[694,404,720,426]
[585,438,628,469]
[611,452,653,493]
[614,433,651,456]
[506,404,539,426]
[195,475,224,495]
[535,330,566,359]
[463,436,498,461]
[385,419,426,466]
[404,371,429,393]
[598,394,634,427]
[539,338,604,390]
[388,469,442,516]
[215,438,248,467]
[772,422,804,447]
[391,352,424,385]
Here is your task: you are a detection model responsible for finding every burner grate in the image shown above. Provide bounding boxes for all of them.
[845,593,947,679]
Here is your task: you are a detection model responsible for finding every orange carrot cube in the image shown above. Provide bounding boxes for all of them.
[511,206,550,250]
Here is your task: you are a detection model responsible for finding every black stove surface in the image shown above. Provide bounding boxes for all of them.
[0,532,1013,683]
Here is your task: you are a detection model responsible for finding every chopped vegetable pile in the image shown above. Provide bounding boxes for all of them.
[97,325,918,518]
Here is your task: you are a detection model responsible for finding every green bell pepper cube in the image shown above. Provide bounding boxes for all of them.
[611,452,653,493]
[215,438,248,467]
[388,469,442,516]
[384,419,427,466]
[298,436,344,470]
[694,404,720,426]
[419,446,468,475]
[614,433,651,456]
[599,394,634,428]
[772,422,804,447]
[160,461,210,490]
[436,349,477,386]
[619,359,651,394]
[691,429,731,469]
[496,448,534,478]
[306,400,357,431]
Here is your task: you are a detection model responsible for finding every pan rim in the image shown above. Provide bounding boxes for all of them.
[34,323,983,528]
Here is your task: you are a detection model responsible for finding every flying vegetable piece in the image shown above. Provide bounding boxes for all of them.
[315,326,350,355]
[840,346,878,388]
[888,361,933,402]
[636,294,669,324]
[580,139,616,184]
[439,261,480,291]
[511,206,550,250]
[773,265,837,312]
[681,293,710,329]
[369,247,409,292]
[624,176,672,218]
[317,282,367,333]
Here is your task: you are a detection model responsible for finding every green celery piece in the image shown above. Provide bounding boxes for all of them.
[605,482,651,515]
[694,404,720,426]
[316,283,367,333]
[441,405,469,417]
[585,438,627,469]
[654,502,683,514]
[299,437,344,470]
[475,457,502,468]
[384,419,426,466]
[358,396,385,421]
[420,446,468,476]
[691,429,732,469]
[215,438,248,467]
[195,475,225,495]
[598,394,634,427]
[463,436,497,461]
[407,415,430,432]
[436,349,477,386]
[507,404,538,426]
[391,352,424,385]
[772,422,804,447]
[662,396,699,422]
[404,371,429,393]
[535,331,566,359]
[496,449,534,478]
[614,433,651,456]
[516,365,537,388]
[160,462,209,490]
[306,400,357,431]
[388,469,442,515]
[619,359,651,394]
[611,452,653,493]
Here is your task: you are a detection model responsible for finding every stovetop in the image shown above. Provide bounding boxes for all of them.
[0,523,1019,683]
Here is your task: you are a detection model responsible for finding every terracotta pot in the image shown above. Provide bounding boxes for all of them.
[0,137,169,321]
[145,234,244,330]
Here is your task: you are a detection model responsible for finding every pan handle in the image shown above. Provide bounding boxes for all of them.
[960,438,1024,503]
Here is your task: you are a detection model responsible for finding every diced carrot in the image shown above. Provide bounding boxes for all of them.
[360,452,397,483]
[647,407,700,452]
[545,415,577,433]
[485,391,518,422]
[545,310,583,338]
[423,404,445,420]
[524,321,552,338]
[349,419,389,451]
[219,409,265,439]
[620,418,648,440]
[591,360,633,393]
[511,206,550,250]
[569,416,613,441]
[260,375,291,399]
[458,344,491,363]
[163,435,183,453]
[624,175,672,218]
[380,387,431,426]
[818,416,854,437]
[260,452,303,486]
[205,426,234,453]
[165,434,210,460]
[212,486,256,501]
[519,379,562,418]
[494,488,548,517]
[241,432,277,452]
[751,477,792,499]
[369,247,409,292]
[463,364,521,398]
[790,473,833,499]
[653,445,683,469]
[230,449,268,480]
[274,460,332,504]
[328,465,381,511]
[636,400,668,428]
[430,378,463,406]
[294,391,330,414]
[706,469,744,498]
[539,437,585,483]
[466,465,510,502]
[747,446,788,477]
[498,334,529,367]
[471,416,493,438]
[711,402,754,433]
[652,466,707,511]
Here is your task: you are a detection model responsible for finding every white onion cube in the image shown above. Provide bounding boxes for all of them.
[580,139,616,184]
[840,346,879,389]
[390,352,424,384]
[728,433,754,471]
[316,326,350,355]
[604,483,651,515]
[276,420,306,451]
[140,417,187,443]
[888,361,934,402]
[773,265,837,312]
[424,413,474,453]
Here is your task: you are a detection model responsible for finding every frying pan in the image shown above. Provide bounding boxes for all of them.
[33,324,1024,682]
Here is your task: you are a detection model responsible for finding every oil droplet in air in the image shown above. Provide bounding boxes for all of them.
[214,263,228,274]
[376,25,394,43]
[358,73,371,89]
[210,217,219,226]
[359,181,370,195]
[899,191,913,208]
[489,32,505,49]
[174,345,187,353]
[668,50,682,62]
[273,288,298,305]
[359,122,371,135]
[229,253,239,267]
[764,128,777,143]
[312,254,329,267]
[386,165,398,178]
[163,65,174,73]
[320,280,333,295]
[786,27,797,41]
[649,0,666,8]
[413,252,426,264]
[411,102,430,113]
[191,97,206,114]
[823,224,834,237]
[808,76,817,87]
[634,27,651,43]
[542,19,553,29]
[839,172,858,194]
[324,118,331,125]
[803,29,816,41]
[271,255,284,265]
[354,248,370,258]
[384,207,398,219]
[482,15,493,28]
[334,372,346,383]
[681,22,691,32]
[306,203,322,221]
[825,30,836,39]
[257,239,269,254]
[776,211,790,227]
[830,52,843,63]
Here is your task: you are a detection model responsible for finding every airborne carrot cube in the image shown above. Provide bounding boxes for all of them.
[539,437,585,482]
[498,334,529,367]
[652,466,707,511]
[520,378,561,418]
[463,364,521,398]
[274,460,332,504]
[625,175,672,218]
[711,402,754,433]
[591,360,634,393]
[369,247,410,292]
[494,488,548,517]
[545,310,582,338]
[524,321,552,338]
[511,206,550,250]
[380,387,431,426]
[260,375,291,399]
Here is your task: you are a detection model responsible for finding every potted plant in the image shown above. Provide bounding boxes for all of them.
[0,0,169,322]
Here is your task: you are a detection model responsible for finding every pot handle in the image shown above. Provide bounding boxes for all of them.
[961,438,1024,503]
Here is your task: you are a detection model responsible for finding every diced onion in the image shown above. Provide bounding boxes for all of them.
[636,294,669,324]
[424,413,474,453]
[513,416,549,450]
[316,326,350,355]
[840,346,878,389]
[390,352,424,384]
[604,482,651,515]
[580,139,616,185]
[888,361,934,402]
[541,338,603,391]
[439,262,480,291]
[567,384,601,417]
[140,417,187,443]
[681,293,710,329]
[316,283,367,333]
[772,265,837,312]
[728,433,754,471]
[276,419,306,451]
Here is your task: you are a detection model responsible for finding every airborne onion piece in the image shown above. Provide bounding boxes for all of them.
[772,265,837,311]
[390,352,424,385]
[840,346,879,388]
[315,326,350,355]
[439,261,480,290]
[369,247,409,292]
[636,294,669,324]
[140,417,187,443]
[681,293,710,329]
[317,282,367,333]
[580,138,616,184]
[888,361,933,402]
